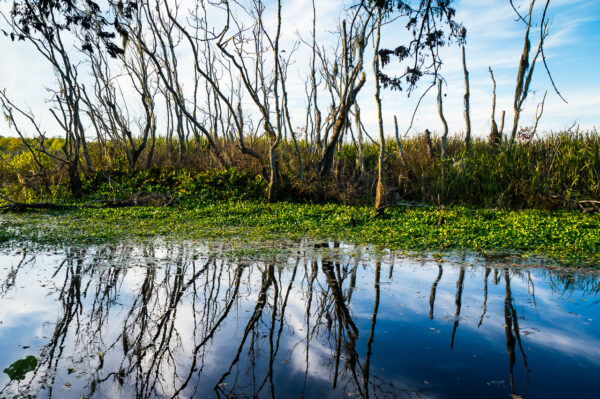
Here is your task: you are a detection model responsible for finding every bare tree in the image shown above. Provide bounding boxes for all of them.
[82,18,158,173]
[437,80,449,160]
[531,91,547,140]
[373,7,387,213]
[139,0,228,166]
[316,10,372,179]
[212,0,287,201]
[1,3,95,197]
[489,67,502,147]
[394,115,408,167]
[462,46,472,150]
[510,0,551,141]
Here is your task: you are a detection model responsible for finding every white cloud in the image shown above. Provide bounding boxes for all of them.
[0,0,598,141]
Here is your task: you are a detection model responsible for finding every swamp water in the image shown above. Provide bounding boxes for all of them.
[0,242,599,399]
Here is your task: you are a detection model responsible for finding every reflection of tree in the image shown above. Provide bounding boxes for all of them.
[362,261,381,399]
[3,246,597,399]
[0,252,35,298]
[301,258,318,397]
[503,270,530,396]
[428,263,443,320]
[44,249,86,397]
[450,266,465,350]
[478,267,491,327]
[172,261,245,397]
[12,248,89,398]
[213,263,275,397]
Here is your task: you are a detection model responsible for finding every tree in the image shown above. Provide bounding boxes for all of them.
[509,0,565,141]
[374,0,466,93]
[5,0,136,57]
[1,1,97,197]
[370,0,465,213]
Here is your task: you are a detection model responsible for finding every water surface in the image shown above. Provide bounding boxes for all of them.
[0,242,599,398]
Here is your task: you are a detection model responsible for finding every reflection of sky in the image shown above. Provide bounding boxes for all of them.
[0,245,599,398]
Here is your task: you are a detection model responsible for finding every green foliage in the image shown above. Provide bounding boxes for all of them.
[391,131,600,208]
[82,167,267,200]
[1,130,599,209]
[2,200,599,266]
[3,356,37,381]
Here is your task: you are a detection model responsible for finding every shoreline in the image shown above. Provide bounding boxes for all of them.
[2,200,599,267]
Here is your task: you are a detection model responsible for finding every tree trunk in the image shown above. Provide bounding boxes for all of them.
[267,144,278,203]
[437,80,449,160]
[488,67,503,147]
[373,8,386,213]
[68,162,83,198]
[462,46,471,150]
[425,129,435,160]
[319,74,366,178]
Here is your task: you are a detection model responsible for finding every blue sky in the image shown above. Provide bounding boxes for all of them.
[440,0,600,133]
[365,0,600,136]
[0,0,598,139]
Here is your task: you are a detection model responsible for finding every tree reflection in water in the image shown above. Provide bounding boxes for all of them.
[0,243,599,399]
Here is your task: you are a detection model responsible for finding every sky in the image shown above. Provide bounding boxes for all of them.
[0,0,598,140]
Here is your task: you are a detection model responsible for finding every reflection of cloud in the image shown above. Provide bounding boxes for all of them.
[525,327,600,364]
[0,253,61,329]
[1,245,600,398]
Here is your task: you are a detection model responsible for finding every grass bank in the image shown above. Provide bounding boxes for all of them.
[2,200,599,267]
[2,130,600,209]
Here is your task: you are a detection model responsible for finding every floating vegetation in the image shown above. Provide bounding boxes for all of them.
[2,200,599,266]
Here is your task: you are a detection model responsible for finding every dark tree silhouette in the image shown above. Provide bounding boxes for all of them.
[4,0,137,57]
[373,0,467,93]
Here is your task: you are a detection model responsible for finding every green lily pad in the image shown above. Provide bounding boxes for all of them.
[3,356,38,381]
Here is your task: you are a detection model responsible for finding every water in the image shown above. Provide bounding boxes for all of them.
[0,242,599,399]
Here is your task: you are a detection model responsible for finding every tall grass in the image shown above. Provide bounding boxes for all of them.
[1,129,599,209]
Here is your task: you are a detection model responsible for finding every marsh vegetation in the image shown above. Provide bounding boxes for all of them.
[0,0,596,212]
[0,1,599,396]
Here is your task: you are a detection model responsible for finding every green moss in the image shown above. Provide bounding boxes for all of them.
[1,200,599,267]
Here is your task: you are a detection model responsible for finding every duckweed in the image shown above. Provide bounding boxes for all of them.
[1,200,599,266]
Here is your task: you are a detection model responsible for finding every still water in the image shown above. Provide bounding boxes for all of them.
[0,242,599,399]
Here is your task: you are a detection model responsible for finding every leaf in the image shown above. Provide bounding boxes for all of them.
[3,355,38,381]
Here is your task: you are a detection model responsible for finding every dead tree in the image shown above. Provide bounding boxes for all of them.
[437,80,449,160]
[462,46,472,150]
[139,0,228,166]
[82,22,158,173]
[510,0,551,141]
[394,115,408,167]
[489,67,502,147]
[307,0,323,154]
[531,91,547,140]
[354,104,368,174]
[214,0,287,201]
[425,129,436,160]
[373,7,386,212]
[317,10,372,179]
[0,4,94,197]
